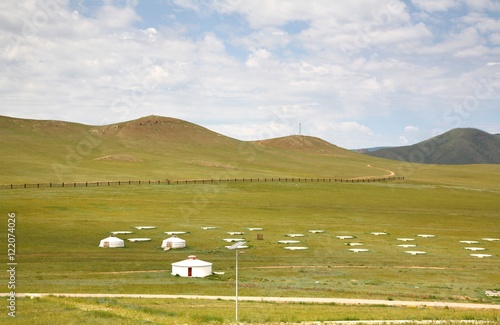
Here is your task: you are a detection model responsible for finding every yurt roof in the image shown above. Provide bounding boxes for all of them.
[164,236,186,242]
[101,236,124,242]
[99,235,125,247]
[172,256,212,267]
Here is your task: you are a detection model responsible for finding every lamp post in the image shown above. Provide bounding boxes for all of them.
[226,241,246,323]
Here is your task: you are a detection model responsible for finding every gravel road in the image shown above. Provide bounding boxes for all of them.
[6,293,499,310]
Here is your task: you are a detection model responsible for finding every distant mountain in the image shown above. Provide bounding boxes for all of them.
[352,147,392,154]
[366,128,500,164]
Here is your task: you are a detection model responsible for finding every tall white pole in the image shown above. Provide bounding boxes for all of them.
[235,249,239,323]
[227,241,245,323]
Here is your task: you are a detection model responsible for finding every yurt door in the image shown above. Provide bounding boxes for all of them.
[188,268,192,277]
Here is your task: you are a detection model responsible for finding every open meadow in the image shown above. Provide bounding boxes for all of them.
[1,175,499,323]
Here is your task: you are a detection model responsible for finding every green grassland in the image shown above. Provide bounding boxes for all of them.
[1,180,500,323]
[3,181,499,297]
[1,115,499,323]
[7,296,500,324]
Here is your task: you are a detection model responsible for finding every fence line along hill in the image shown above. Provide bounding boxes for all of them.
[0,115,399,184]
[0,175,405,189]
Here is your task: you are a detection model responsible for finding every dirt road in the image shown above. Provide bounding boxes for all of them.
[6,293,500,310]
[348,165,396,180]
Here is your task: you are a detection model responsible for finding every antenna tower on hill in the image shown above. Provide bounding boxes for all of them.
[298,123,301,135]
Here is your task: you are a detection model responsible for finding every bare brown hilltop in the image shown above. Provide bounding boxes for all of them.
[91,115,239,146]
[255,135,355,157]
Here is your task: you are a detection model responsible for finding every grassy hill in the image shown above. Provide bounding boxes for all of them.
[366,128,500,164]
[2,115,500,190]
[254,135,351,156]
[0,115,394,184]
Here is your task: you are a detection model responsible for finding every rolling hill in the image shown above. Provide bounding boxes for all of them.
[0,115,389,184]
[255,135,350,156]
[366,128,500,164]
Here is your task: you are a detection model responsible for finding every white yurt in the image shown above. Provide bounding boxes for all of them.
[99,235,125,248]
[161,235,186,249]
[171,255,212,278]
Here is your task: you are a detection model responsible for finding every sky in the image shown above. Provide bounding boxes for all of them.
[1,0,499,148]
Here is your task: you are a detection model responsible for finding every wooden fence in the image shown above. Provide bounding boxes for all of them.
[0,176,404,189]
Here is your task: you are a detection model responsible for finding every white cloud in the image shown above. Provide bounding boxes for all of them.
[489,33,500,44]
[245,48,274,67]
[399,136,409,145]
[95,4,141,29]
[210,1,315,28]
[309,121,377,148]
[210,0,410,31]
[461,0,500,11]
[413,0,500,12]
[142,27,157,40]
[337,121,374,135]
[461,14,500,34]
[0,0,499,148]
[365,22,433,47]
[411,0,460,12]
[235,27,292,50]
[404,125,419,133]
[416,27,483,55]
[454,45,490,58]
[399,126,437,146]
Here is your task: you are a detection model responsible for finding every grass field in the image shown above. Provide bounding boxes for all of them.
[1,177,499,323]
[5,296,500,324]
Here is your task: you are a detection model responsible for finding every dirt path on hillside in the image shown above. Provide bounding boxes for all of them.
[348,165,396,180]
[7,293,499,310]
